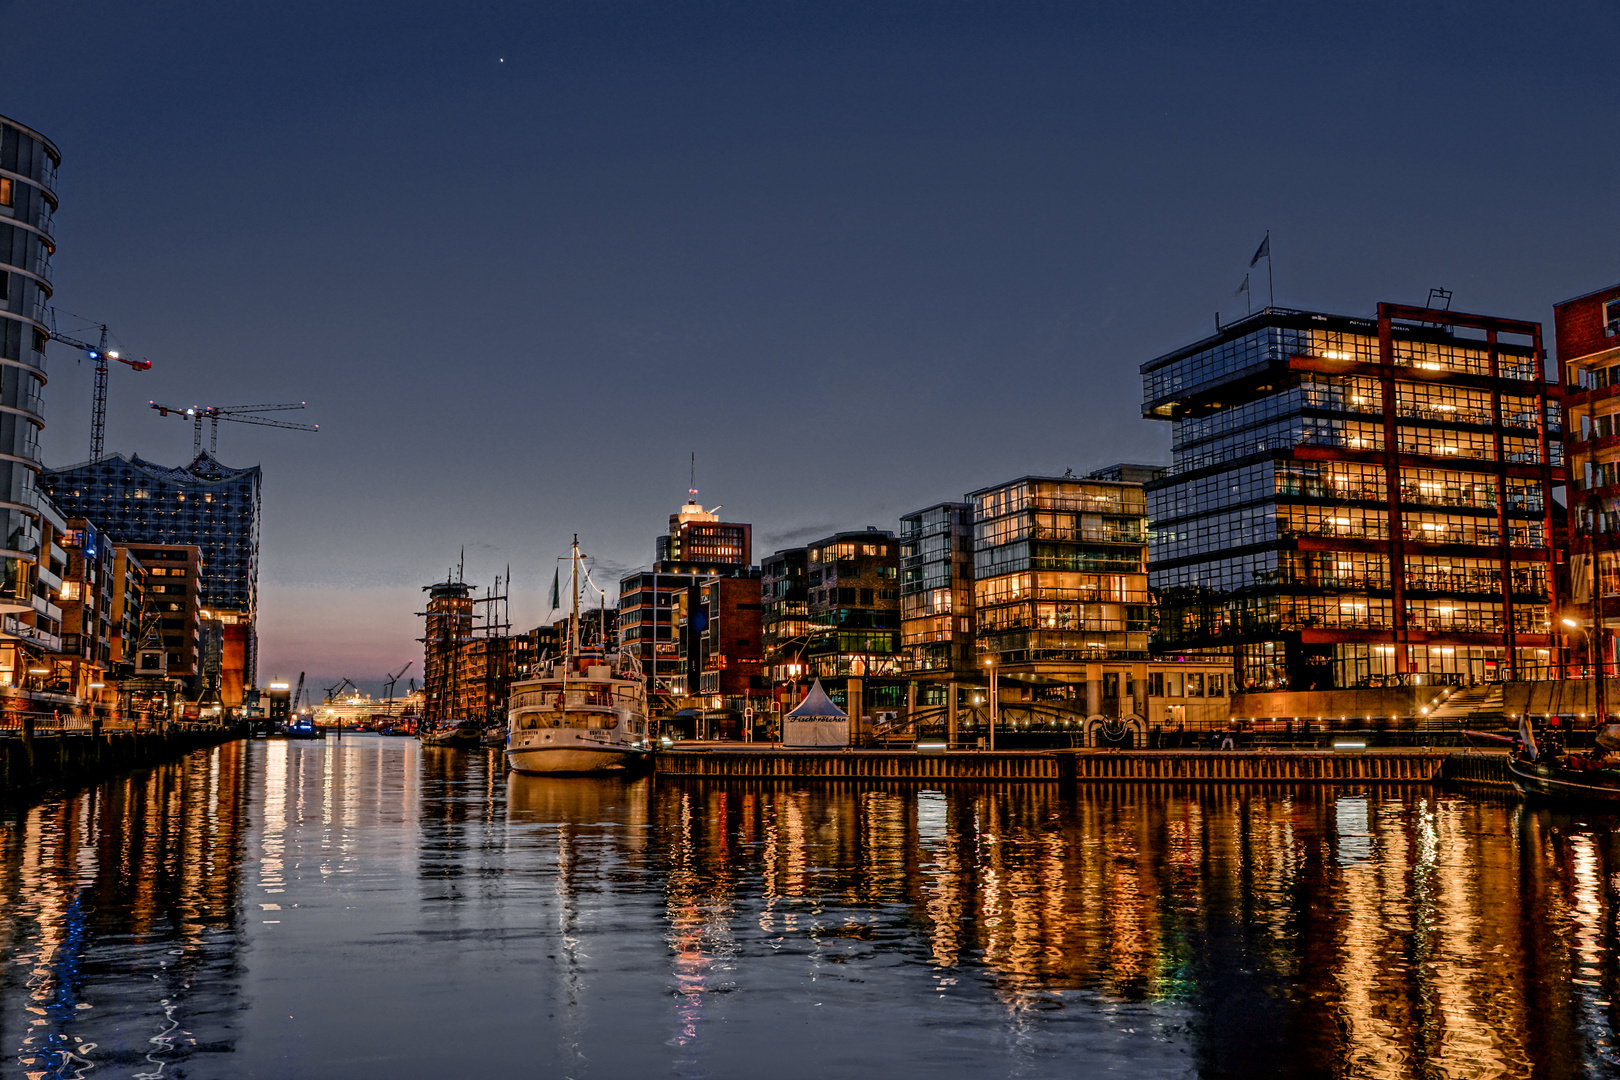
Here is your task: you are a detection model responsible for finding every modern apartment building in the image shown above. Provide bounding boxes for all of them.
[971,473,1152,666]
[619,495,760,700]
[687,575,765,709]
[42,451,263,699]
[0,114,57,621]
[0,494,67,706]
[1141,303,1560,691]
[656,498,751,567]
[617,569,696,695]
[898,502,976,688]
[108,545,147,669]
[800,529,902,719]
[761,547,812,706]
[56,518,115,709]
[1556,282,1620,671]
[120,543,203,690]
[850,469,1231,745]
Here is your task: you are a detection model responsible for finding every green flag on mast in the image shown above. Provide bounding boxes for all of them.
[549,568,560,611]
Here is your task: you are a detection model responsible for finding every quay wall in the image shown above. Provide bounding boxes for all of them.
[654,749,1455,784]
[0,725,238,797]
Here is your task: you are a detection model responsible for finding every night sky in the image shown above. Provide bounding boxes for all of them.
[2,1,1615,695]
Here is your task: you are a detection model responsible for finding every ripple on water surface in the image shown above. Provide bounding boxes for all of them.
[0,739,1615,1078]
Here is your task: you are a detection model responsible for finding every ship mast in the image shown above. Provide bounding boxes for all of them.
[570,534,581,661]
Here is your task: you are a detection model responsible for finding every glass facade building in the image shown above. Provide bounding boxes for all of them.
[1141,304,1560,690]
[0,114,58,612]
[969,475,1151,666]
[899,502,975,682]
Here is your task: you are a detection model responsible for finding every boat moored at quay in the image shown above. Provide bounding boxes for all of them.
[505,535,654,774]
[505,654,653,773]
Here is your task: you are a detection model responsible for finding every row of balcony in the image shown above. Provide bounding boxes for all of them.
[1277,481,1543,513]
[1171,433,1556,477]
[1280,522,1543,546]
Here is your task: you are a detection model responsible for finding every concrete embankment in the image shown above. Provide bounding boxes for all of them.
[654,748,1477,784]
[0,725,239,797]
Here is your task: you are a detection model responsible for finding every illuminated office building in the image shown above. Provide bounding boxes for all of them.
[1141,303,1560,690]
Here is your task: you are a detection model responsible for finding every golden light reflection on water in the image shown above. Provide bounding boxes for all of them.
[10,746,1620,1078]
[0,742,245,1078]
[642,780,1620,1078]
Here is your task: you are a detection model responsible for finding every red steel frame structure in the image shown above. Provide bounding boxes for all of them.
[1143,302,1559,689]
[1288,304,1556,679]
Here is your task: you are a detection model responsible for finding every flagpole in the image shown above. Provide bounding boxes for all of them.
[1266,230,1274,309]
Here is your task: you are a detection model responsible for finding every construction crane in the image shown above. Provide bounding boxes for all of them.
[149,401,317,457]
[47,319,152,460]
[382,661,413,709]
[291,671,306,714]
[323,677,357,704]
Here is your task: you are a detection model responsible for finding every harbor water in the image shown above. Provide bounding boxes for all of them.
[3,737,1619,1078]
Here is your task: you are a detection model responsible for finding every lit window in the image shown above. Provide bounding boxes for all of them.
[0,178,11,207]
[1606,298,1620,338]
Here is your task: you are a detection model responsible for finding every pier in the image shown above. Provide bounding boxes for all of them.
[653,747,1473,784]
[0,723,238,796]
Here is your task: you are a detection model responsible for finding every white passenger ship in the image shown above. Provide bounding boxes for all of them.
[505,537,654,774]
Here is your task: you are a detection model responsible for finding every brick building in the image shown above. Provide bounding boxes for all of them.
[1556,282,1620,674]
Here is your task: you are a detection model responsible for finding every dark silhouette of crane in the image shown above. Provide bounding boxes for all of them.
[291,672,306,715]
[47,319,152,460]
[149,401,317,456]
[323,677,357,704]
[383,662,413,713]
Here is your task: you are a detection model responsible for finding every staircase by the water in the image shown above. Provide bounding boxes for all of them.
[1424,686,1498,726]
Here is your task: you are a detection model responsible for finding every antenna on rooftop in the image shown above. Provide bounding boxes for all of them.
[689,451,698,499]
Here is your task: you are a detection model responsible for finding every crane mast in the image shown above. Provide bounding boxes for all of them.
[46,317,153,460]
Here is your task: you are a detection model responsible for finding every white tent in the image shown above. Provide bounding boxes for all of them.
[782,678,850,747]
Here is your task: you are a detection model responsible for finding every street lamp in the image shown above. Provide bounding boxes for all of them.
[982,655,998,751]
[1564,615,1606,727]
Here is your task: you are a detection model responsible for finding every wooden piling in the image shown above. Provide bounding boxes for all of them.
[652,748,1455,784]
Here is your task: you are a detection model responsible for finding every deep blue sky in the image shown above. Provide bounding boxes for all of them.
[2,1,1616,695]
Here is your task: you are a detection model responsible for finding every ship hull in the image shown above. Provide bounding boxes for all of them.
[506,744,648,774]
[1509,758,1620,802]
[420,725,482,748]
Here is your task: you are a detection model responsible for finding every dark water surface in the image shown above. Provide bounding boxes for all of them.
[2,738,1619,1078]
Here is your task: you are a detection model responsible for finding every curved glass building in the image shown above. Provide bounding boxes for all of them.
[0,114,58,609]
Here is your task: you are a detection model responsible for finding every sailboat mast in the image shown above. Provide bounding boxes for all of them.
[570,534,581,660]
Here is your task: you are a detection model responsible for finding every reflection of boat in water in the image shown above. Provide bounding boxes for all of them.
[506,536,653,775]
[1509,716,1620,802]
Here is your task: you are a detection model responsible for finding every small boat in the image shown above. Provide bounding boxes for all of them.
[506,536,653,775]
[1508,717,1620,802]
[419,721,482,748]
[284,718,325,740]
[1508,757,1620,801]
